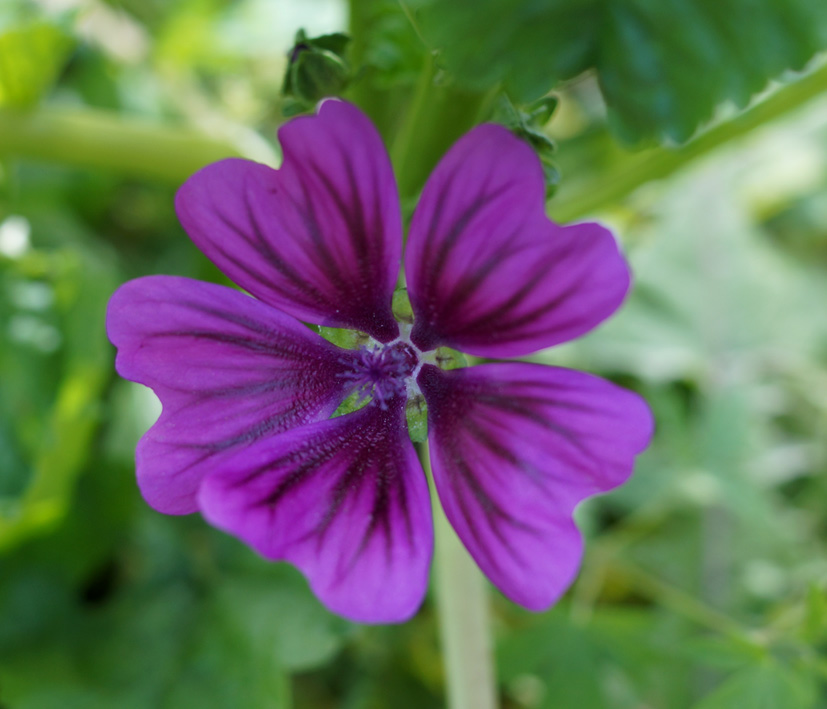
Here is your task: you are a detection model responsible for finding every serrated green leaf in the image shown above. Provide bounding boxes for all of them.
[416,0,827,143]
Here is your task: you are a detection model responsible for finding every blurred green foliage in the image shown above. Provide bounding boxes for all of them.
[0,21,73,108]
[0,0,826,707]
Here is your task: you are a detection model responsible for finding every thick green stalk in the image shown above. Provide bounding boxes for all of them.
[424,445,498,709]
[346,0,392,136]
[348,0,494,190]
[3,63,822,210]
[275,668,293,709]
[391,61,495,202]
[0,107,259,183]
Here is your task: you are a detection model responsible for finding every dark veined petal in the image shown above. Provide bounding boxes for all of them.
[198,398,433,624]
[106,276,357,515]
[418,363,653,610]
[405,124,629,357]
[175,100,401,342]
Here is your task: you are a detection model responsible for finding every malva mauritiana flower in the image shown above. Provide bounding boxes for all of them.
[106,100,653,623]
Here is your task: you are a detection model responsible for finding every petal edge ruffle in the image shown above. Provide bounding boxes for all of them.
[419,362,652,609]
[199,399,433,623]
[106,276,357,514]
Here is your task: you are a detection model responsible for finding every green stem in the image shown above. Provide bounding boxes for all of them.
[346,0,390,135]
[424,444,498,709]
[0,107,259,183]
[348,0,494,184]
[392,69,495,202]
[550,61,827,222]
[390,51,438,188]
[276,669,293,709]
[1,59,825,201]
[616,559,752,641]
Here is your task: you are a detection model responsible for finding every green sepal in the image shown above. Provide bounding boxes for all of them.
[525,96,559,126]
[540,155,561,198]
[405,396,428,443]
[491,94,561,198]
[280,98,307,118]
[307,33,350,57]
[433,347,467,371]
[291,50,349,104]
[317,325,369,350]
[282,29,351,111]
[392,287,413,324]
[331,389,369,418]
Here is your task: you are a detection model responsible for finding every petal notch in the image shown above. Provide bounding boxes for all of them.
[176,100,401,341]
[406,125,630,356]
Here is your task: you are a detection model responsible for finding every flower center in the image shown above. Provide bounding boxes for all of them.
[339,341,421,409]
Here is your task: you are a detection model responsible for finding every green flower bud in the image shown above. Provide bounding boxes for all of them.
[282,30,351,109]
[290,48,349,104]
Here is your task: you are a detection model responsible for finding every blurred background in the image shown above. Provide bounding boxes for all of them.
[1,0,826,707]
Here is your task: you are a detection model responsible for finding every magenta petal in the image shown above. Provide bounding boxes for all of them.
[106,276,356,514]
[405,124,630,357]
[198,400,433,624]
[175,100,401,342]
[418,363,652,609]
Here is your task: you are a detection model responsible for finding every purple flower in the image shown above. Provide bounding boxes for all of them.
[106,100,653,623]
